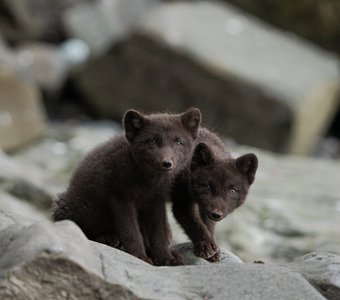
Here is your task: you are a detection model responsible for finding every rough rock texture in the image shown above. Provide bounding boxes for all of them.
[0,73,46,151]
[74,1,340,154]
[62,0,160,54]
[285,252,340,300]
[224,0,340,56]
[0,211,332,300]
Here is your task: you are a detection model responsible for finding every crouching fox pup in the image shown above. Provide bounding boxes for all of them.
[172,128,258,261]
[53,108,201,266]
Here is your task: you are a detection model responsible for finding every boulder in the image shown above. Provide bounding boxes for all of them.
[223,0,340,56]
[62,0,160,55]
[0,73,46,151]
[74,1,340,154]
[2,0,95,41]
[286,252,340,300]
[0,211,330,300]
[16,43,67,92]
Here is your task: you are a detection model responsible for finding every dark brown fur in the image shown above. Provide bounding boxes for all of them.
[53,108,201,265]
[172,128,258,261]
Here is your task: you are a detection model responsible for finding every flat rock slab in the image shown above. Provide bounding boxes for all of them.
[75,1,340,154]
[0,211,330,300]
[0,73,46,151]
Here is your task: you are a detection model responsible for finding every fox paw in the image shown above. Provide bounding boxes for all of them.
[194,240,219,260]
[151,252,184,266]
[95,234,120,248]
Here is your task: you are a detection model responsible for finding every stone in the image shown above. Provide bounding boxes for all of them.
[0,73,46,151]
[170,241,244,265]
[16,43,67,92]
[223,0,340,56]
[2,0,95,41]
[0,35,15,71]
[74,1,340,154]
[285,252,340,300]
[0,192,48,222]
[208,146,340,263]
[62,0,159,55]
[0,211,328,300]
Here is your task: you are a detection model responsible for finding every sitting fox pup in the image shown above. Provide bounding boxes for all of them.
[53,108,201,266]
[172,128,258,261]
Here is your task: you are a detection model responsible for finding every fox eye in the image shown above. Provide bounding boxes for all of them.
[147,139,156,145]
[200,184,211,191]
[175,139,182,146]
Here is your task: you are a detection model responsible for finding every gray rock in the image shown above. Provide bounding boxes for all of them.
[285,252,340,300]
[74,1,340,154]
[0,192,48,222]
[0,73,46,151]
[170,241,244,265]
[224,0,340,56]
[2,0,95,41]
[62,0,160,55]
[0,35,15,70]
[216,146,340,263]
[15,43,67,92]
[0,211,327,300]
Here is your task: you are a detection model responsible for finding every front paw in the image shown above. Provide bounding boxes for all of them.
[152,252,184,266]
[137,254,153,265]
[194,240,219,260]
[95,234,120,248]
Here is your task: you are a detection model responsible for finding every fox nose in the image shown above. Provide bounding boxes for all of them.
[161,159,173,170]
[209,210,223,221]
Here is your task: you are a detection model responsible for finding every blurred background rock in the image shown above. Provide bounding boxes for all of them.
[0,0,339,263]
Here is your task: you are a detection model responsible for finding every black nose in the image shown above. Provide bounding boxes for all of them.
[161,159,173,170]
[210,211,223,221]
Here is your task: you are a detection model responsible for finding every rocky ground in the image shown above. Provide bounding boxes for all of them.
[0,121,339,264]
[1,1,340,298]
[1,209,339,299]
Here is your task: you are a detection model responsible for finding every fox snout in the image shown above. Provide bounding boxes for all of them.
[208,209,224,221]
[161,158,174,170]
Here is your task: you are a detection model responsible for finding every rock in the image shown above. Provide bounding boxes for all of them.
[170,241,244,265]
[0,211,328,300]
[74,1,340,154]
[0,192,48,222]
[223,0,340,56]
[62,0,159,55]
[2,0,95,41]
[0,122,119,217]
[0,35,15,70]
[16,43,67,92]
[210,146,340,263]
[285,252,340,300]
[1,37,77,95]
[0,73,46,151]
[0,149,57,217]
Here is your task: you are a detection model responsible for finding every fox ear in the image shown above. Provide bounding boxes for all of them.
[191,143,214,170]
[236,153,258,185]
[124,110,146,142]
[181,108,201,139]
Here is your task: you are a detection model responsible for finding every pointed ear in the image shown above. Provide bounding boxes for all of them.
[181,108,201,139]
[191,143,214,170]
[236,153,258,185]
[123,110,146,142]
